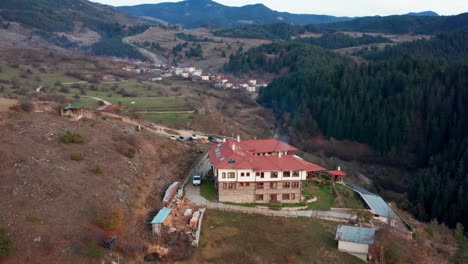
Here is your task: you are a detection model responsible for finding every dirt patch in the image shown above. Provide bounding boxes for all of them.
[0,98,17,112]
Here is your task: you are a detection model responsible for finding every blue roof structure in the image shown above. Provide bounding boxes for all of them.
[335,225,376,244]
[346,182,397,218]
[151,207,172,224]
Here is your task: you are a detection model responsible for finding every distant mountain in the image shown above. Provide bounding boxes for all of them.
[117,0,352,29]
[405,11,439,17]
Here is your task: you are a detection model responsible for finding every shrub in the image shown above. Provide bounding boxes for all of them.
[92,165,103,175]
[60,131,83,144]
[0,228,12,260]
[19,99,34,112]
[97,204,124,231]
[126,148,136,158]
[70,153,84,161]
[26,213,40,222]
[85,240,103,259]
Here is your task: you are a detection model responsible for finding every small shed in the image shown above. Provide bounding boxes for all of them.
[151,207,173,235]
[60,104,84,121]
[335,225,376,261]
[163,182,180,206]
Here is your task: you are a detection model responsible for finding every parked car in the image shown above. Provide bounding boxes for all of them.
[187,137,194,142]
[208,135,217,142]
[192,173,202,186]
[148,122,156,127]
[191,134,198,139]
[170,135,177,140]
[178,136,185,142]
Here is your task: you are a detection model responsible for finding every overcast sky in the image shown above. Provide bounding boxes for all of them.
[92,0,468,16]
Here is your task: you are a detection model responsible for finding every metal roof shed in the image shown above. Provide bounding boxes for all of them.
[151,207,172,235]
[335,225,376,261]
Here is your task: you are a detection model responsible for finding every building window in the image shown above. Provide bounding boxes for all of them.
[228,183,236,190]
[292,171,299,177]
[291,194,296,200]
[270,194,277,201]
[246,172,250,176]
[283,171,290,177]
[223,183,227,189]
[270,182,277,189]
[222,172,226,179]
[283,182,291,189]
[260,172,265,178]
[228,172,235,178]
[241,172,245,177]
[256,182,264,189]
[292,182,300,189]
[245,183,250,187]
[271,172,278,178]
[256,172,260,176]
[240,183,244,187]
[255,195,264,201]
[282,194,290,200]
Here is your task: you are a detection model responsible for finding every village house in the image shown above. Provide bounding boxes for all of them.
[201,75,210,81]
[192,69,203,76]
[181,72,190,78]
[248,79,257,86]
[246,86,256,93]
[335,225,376,261]
[60,104,84,121]
[209,138,329,203]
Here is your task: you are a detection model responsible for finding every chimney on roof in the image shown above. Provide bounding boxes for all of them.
[278,152,282,158]
[338,166,341,171]
[232,143,236,151]
[237,135,240,142]
[223,138,226,143]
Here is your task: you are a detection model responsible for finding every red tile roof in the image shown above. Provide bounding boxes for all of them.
[328,170,346,176]
[209,139,324,171]
[238,138,298,154]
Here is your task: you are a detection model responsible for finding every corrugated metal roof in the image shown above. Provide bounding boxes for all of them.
[151,207,172,224]
[346,183,397,218]
[335,225,376,244]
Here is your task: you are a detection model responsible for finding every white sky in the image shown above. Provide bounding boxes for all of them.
[92,0,468,16]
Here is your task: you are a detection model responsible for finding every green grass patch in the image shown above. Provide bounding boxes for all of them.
[191,210,361,264]
[141,112,194,127]
[0,228,12,261]
[303,180,335,210]
[200,179,217,202]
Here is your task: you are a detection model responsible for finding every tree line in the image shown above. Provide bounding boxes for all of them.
[227,26,468,229]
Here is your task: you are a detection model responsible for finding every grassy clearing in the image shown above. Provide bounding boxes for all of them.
[186,210,361,264]
[200,179,217,202]
[303,180,335,210]
[142,112,194,127]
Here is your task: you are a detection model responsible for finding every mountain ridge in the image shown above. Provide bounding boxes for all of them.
[117,0,353,28]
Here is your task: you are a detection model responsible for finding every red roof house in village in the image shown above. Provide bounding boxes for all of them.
[209,138,342,203]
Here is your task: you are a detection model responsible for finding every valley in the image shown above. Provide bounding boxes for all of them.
[0,0,467,263]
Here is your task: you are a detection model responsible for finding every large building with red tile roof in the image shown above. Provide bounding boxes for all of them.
[209,138,327,203]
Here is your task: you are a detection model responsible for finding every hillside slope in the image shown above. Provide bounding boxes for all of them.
[0,0,147,59]
[0,110,198,263]
[117,0,352,29]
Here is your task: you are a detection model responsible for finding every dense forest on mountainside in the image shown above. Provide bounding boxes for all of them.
[359,27,468,62]
[214,13,468,40]
[295,33,391,50]
[226,27,468,229]
[0,0,147,59]
[327,12,468,34]
[224,43,352,74]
